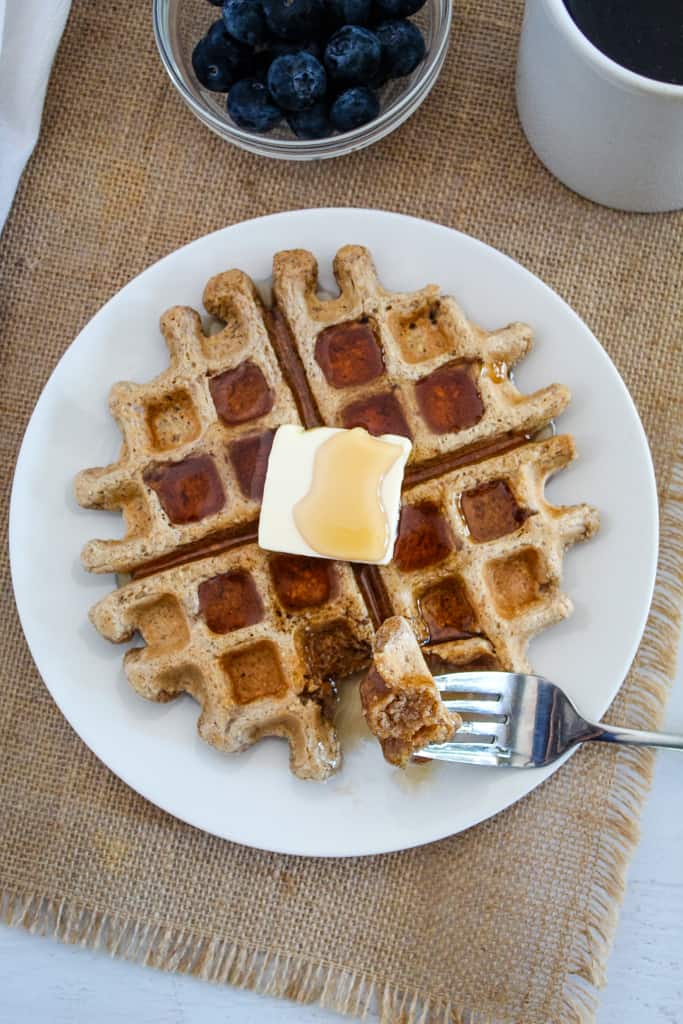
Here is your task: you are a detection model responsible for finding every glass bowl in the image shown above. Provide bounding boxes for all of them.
[153,0,452,160]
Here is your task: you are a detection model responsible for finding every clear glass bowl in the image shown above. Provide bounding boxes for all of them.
[153,0,452,160]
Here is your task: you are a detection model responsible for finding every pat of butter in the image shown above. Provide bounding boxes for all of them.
[258,425,412,565]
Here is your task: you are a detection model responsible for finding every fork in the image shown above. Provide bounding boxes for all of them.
[418,671,683,767]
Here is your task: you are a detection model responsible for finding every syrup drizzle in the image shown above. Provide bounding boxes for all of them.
[131,520,259,580]
[294,428,403,563]
[264,308,322,428]
[352,565,394,629]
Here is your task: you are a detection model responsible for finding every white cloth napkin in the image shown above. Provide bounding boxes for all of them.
[0,0,71,232]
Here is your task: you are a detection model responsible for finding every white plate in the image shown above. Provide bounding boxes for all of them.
[9,209,658,857]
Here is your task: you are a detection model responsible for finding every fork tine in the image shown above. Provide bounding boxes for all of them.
[441,698,502,715]
[419,744,505,766]
[433,672,505,696]
[453,721,508,743]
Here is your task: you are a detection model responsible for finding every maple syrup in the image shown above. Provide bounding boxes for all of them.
[484,360,508,385]
[294,427,403,562]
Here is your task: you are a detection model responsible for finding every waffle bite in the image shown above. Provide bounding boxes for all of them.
[77,245,598,778]
[360,616,461,767]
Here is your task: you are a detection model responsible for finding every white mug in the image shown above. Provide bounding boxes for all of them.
[516,0,683,212]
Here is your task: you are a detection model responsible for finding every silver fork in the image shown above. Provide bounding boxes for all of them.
[418,671,683,767]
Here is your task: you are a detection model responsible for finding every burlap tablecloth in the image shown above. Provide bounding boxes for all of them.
[1,2,682,1022]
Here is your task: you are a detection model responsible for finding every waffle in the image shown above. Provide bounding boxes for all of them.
[272,246,570,463]
[360,616,461,767]
[90,545,372,780]
[75,270,300,574]
[77,245,599,778]
[376,434,599,673]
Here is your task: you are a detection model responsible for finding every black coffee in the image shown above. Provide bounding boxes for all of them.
[564,0,683,85]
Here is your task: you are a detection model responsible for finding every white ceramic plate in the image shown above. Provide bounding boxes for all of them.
[9,209,658,857]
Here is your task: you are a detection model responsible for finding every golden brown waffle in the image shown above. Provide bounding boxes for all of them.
[360,616,461,767]
[90,545,372,780]
[376,434,600,673]
[77,245,599,779]
[75,271,300,574]
[272,245,570,462]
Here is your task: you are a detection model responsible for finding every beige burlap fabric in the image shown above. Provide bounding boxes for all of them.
[1,2,682,1022]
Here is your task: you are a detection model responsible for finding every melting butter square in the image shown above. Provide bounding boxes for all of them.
[258,425,412,565]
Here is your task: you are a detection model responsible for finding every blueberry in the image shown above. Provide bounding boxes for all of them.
[375,19,425,78]
[252,39,323,84]
[287,101,331,138]
[327,0,372,25]
[262,0,324,41]
[324,26,381,85]
[192,30,249,91]
[329,85,379,131]
[228,78,283,130]
[206,18,230,44]
[207,0,223,6]
[267,52,327,111]
[222,0,267,46]
[374,0,426,16]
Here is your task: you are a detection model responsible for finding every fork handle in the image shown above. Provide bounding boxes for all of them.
[585,722,683,751]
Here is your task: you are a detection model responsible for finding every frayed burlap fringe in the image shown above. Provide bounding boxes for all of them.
[2,452,683,1024]
[1,889,493,1024]
[559,445,683,1024]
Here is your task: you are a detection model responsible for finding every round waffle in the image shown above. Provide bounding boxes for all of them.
[76,246,598,779]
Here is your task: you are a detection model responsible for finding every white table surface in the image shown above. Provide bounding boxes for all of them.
[2,643,681,1024]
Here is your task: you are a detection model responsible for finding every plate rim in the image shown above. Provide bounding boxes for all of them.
[9,208,659,857]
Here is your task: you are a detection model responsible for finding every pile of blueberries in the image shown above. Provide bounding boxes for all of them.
[192,0,428,138]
